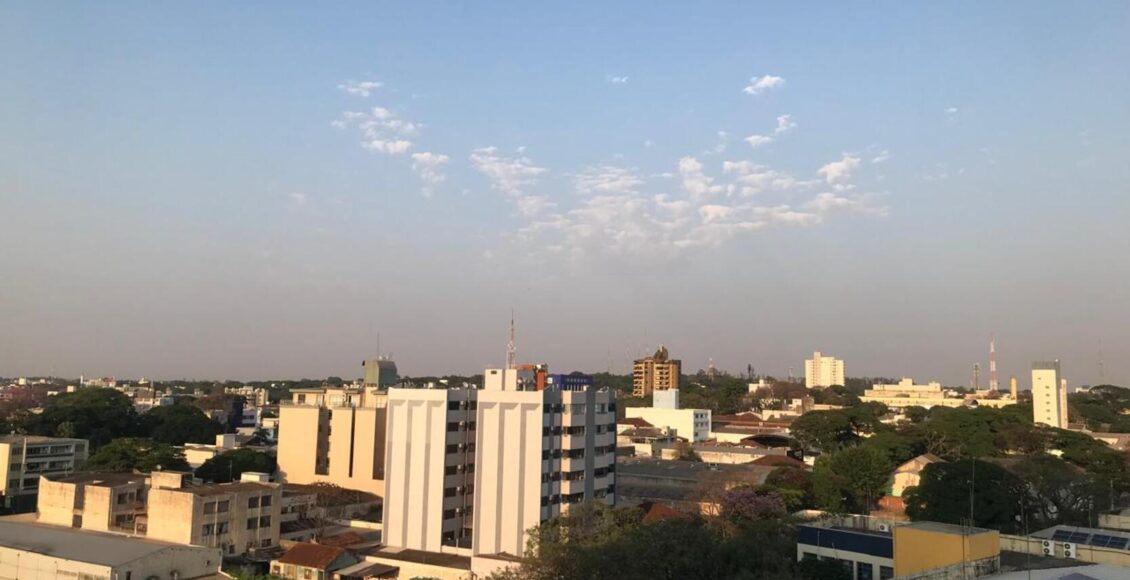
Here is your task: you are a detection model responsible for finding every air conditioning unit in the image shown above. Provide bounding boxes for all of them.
[1063,542,1077,558]
[1041,540,1053,556]
[877,523,891,533]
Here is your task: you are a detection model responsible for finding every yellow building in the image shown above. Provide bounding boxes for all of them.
[145,471,282,559]
[860,378,1018,410]
[277,385,388,497]
[1032,360,1068,428]
[633,345,681,397]
[894,521,1000,578]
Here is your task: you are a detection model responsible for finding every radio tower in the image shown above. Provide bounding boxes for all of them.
[972,363,981,390]
[989,334,999,391]
[506,310,517,369]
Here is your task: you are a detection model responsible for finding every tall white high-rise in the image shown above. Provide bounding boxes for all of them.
[382,366,616,556]
[1032,360,1068,429]
[805,351,845,388]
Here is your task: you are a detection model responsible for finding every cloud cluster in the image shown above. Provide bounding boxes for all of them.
[743,114,795,149]
[512,152,886,262]
[470,147,550,216]
[607,75,629,84]
[743,75,785,95]
[333,81,448,196]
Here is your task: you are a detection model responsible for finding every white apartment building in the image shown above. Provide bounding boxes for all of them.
[805,351,845,389]
[382,367,616,557]
[624,389,711,442]
[0,435,88,513]
[1032,360,1068,428]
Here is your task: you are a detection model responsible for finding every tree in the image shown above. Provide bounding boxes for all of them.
[791,411,858,453]
[139,403,224,446]
[83,438,189,472]
[812,446,891,513]
[28,388,138,447]
[861,429,926,465]
[1010,454,1106,528]
[759,467,814,511]
[718,489,787,522]
[195,449,276,483]
[903,406,929,424]
[905,459,1025,533]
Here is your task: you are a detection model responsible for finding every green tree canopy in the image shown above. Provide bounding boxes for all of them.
[905,459,1025,533]
[791,411,858,453]
[28,388,138,447]
[195,449,276,483]
[139,403,224,446]
[812,446,891,513]
[83,438,189,472]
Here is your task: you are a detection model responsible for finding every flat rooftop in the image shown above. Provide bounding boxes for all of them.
[51,471,147,486]
[0,435,83,444]
[186,481,277,496]
[0,520,211,566]
[364,546,471,569]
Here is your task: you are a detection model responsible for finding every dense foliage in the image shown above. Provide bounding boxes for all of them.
[83,438,190,472]
[488,500,835,580]
[195,449,277,483]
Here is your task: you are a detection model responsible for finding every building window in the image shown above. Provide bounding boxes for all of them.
[259,516,271,528]
[248,496,260,509]
[857,562,873,580]
[247,518,257,530]
[260,495,272,507]
[203,523,215,536]
[217,500,230,512]
[879,565,894,580]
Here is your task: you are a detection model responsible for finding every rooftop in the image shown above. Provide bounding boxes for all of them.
[184,481,278,497]
[275,543,348,569]
[903,520,995,536]
[0,435,84,444]
[51,471,147,486]
[0,519,212,566]
[619,417,654,428]
[362,546,472,569]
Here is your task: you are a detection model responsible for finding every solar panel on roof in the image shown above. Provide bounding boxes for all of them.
[1111,538,1129,549]
[1070,532,1090,543]
[1052,530,1073,541]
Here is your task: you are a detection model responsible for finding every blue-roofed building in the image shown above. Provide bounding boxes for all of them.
[546,373,593,391]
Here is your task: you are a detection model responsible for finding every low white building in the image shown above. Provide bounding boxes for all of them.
[624,390,710,442]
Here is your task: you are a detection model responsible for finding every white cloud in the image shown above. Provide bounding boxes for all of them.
[805,192,888,217]
[774,114,796,134]
[575,165,644,195]
[607,75,629,84]
[871,150,891,164]
[643,139,654,148]
[288,192,308,205]
[470,147,548,195]
[945,107,958,115]
[411,152,450,197]
[337,80,383,97]
[722,161,814,196]
[745,134,774,148]
[678,156,723,199]
[818,154,862,184]
[363,139,412,154]
[743,75,785,95]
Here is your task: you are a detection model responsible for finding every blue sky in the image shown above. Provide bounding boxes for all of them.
[2,2,1128,385]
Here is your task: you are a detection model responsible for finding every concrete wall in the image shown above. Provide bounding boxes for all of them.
[383,389,455,552]
[35,478,78,528]
[473,390,548,557]
[1001,534,1130,567]
[278,404,386,497]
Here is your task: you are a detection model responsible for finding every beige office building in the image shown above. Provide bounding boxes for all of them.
[0,435,88,513]
[383,367,616,557]
[633,345,681,397]
[146,471,282,558]
[37,472,149,533]
[805,351,845,388]
[277,385,388,497]
[1032,360,1068,428]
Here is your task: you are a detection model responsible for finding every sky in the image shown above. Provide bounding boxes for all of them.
[2,2,1129,386]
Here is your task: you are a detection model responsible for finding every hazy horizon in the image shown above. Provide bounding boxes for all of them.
[3,2,1128,387]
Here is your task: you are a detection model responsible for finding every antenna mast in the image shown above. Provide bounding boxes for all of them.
[972,363,981,391]
[506,310,517,369]
[988,334,998,391]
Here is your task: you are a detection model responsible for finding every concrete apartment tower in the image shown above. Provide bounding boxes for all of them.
[382,366,616,557]
[275,359,397,496]
[805,351,845,388]
[1032,360,1068,428]
[632,345,681,397]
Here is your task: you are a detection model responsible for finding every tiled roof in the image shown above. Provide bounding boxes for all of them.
[620,417,654,428]
[276,543,347,569]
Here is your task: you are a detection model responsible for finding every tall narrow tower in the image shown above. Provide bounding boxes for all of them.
[506,310,517,369]
[972,363,981,390]
[989,335,999,391]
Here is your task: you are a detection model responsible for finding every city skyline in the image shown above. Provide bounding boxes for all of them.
[3,2,1128,385]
